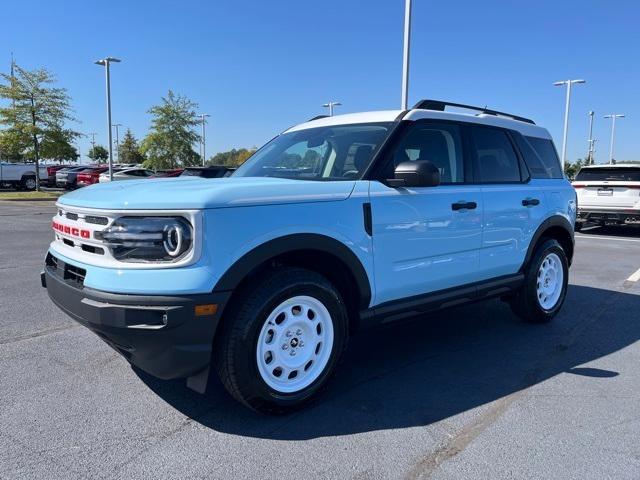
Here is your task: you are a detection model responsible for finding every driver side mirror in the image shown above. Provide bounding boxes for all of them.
[386,160,440,188]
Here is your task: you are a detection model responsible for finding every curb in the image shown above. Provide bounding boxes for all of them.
[0,198,59,203]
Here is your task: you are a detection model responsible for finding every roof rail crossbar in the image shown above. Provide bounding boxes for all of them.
[412,99,535,125]
[308,115,329,122]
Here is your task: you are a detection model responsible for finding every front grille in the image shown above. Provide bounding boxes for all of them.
[66,212,79,221]
[85,215,109,225]
[64,263,86,286]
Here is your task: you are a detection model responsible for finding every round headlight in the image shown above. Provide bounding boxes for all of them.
[163,223,185,257]
[99,216,193,262]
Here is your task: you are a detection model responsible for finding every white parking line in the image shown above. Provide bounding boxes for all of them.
[575,235,640,244]
[628,268,640,283]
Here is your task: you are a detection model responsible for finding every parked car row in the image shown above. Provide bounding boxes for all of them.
[55,165,235,189]
[0,161,236,191]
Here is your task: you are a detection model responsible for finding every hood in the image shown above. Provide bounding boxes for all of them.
[57,176,356,210]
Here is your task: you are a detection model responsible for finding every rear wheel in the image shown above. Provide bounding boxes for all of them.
[21,176,36,191]
[214,267,348,414]
[509,239,569,324]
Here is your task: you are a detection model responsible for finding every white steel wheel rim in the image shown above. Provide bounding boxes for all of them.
[256,295,334,394]
[536,253,563,310]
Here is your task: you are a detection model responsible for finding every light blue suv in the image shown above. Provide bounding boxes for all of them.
[42,100,576,413]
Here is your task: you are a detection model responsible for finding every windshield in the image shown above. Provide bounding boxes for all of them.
[233,122,393,181]
[576,167,640,182]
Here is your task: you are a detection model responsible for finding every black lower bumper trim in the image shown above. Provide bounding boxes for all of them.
[577,209,640,225]
[43,266,230,380]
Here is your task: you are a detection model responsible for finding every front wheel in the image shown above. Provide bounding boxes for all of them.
[509,239,569,324]
[214,267,348,414]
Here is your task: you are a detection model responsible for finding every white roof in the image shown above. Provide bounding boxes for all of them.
[285,107,551,139]
[285,110,403,132]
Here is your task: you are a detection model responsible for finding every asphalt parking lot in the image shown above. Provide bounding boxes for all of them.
[2,202,640,480]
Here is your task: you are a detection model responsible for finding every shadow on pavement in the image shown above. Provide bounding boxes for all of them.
[579,225,640,238]
[135,284,640,439]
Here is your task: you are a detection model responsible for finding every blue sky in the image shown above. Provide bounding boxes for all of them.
[2,0,638,162]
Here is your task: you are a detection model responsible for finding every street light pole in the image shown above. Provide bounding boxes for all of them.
[553,79,586,171]
[587,110,595,165]
[604,114,625,164]
[401,0,412,110]
[95,57,121,180]
[322,101,342,116]
[196,114,210,166]
[112,123,122,164]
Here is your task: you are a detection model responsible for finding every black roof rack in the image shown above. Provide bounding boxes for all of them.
[412,99,535,125]
[308,115,329,122]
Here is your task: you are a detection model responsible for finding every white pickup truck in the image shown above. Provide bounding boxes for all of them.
[0,162,49,190]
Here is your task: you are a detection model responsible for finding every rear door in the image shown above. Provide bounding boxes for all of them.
[369,120,483,305]
[470,125,545,280]
[573,167,640,209]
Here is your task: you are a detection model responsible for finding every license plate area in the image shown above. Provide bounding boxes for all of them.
[597,188,613,196]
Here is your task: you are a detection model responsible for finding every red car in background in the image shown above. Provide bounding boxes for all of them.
[76,167,109,187]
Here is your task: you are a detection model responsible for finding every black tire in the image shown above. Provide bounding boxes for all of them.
[574,222,582,232]
[21,175,37,191]
[509,238,569,324]
[213,267,349,414]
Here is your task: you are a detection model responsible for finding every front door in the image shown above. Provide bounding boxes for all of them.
[369,120,483,306]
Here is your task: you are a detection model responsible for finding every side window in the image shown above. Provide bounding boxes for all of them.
[524,136,563,179]
[392,123,465,184]
[471,126,521,183]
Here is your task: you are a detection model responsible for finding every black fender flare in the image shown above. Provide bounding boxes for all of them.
[521,215,575,270]
[212,233,372,309]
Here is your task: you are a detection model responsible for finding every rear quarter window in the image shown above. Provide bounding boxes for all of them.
[518,136,563,179]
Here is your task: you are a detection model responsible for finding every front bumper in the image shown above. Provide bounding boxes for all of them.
[42,257,230,380]
[577,208,640,225]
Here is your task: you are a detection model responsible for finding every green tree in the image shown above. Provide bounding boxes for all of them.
[39,129,79,161]
[207,148,256,167]
[88,145,109,161]
[564,158,586,180]
[118,128,144,164]
[0,128,30,161]
[140,91,201,169]
[0,64,78,190]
